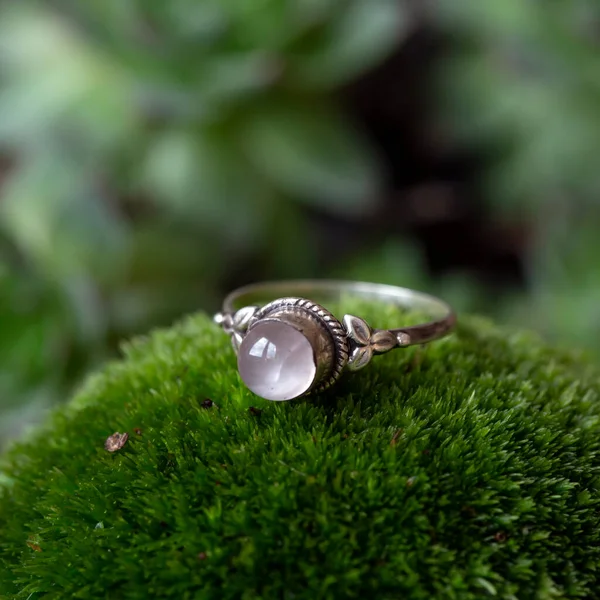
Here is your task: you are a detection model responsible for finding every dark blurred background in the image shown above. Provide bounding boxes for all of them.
[1,0,599,448]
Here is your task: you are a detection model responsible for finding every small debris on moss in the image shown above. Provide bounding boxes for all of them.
[104,432,129,452]
[27,538,42,552]
[198,552,208,560]
[201,399,214,409]
[133,427,142,436]
[249,406,262,416]
[494,531,507,543]
[390,429,403,446]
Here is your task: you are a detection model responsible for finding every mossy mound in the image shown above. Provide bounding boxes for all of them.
[1,302,600,599]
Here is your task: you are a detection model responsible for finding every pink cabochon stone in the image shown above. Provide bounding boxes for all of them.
[237,320,317,401]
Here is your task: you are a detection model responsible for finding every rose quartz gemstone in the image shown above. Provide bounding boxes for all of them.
[238,321,316,401]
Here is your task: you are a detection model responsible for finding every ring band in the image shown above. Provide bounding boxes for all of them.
[215,280,456,401]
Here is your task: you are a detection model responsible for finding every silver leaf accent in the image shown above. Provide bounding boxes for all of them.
[348,345,373,371]
[343,314,372,346]
[370,330,397,353]
[233,306,258,332]
[231,332,243,352]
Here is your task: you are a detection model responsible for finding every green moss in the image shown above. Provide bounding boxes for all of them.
[1,301,600,599]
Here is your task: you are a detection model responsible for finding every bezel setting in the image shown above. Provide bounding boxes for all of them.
[230,297,349,399]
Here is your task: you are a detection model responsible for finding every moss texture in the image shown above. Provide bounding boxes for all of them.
[1,301,600,599]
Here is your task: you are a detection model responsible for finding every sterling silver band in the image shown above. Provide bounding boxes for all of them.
[221,280,455,346]
[215,280,456,401]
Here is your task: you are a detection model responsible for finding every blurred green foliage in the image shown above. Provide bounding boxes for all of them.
[434,0,600,349]
[0,0,407,445]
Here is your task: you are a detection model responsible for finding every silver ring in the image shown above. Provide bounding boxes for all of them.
[214,280,456,402]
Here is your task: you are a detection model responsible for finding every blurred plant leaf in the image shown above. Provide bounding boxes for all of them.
[242,99,381,214]
[139,128,268,249]
[0,270,62,386]
[0,5,134,152]
[0,155,130,280]
[435,0,600,214]
[334,238,428,289]
[200,53,283,106]
[290,0,409,88]
[0,270,66,449]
